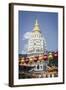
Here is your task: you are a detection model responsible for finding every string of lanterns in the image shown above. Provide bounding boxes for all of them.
[19,52,58,65]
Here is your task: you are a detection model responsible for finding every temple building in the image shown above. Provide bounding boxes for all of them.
[27,19,47,56]
[19,19,58,78]
[25,19,48,72]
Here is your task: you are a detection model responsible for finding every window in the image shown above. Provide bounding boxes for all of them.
[34,43,36,45]
[37,65,39,69]
[40,65,43,69]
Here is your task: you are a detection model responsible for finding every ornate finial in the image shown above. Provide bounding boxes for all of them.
[33,19,40,32]
[35,19,39,26]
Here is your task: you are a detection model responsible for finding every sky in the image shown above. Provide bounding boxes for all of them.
[19,11,58,54]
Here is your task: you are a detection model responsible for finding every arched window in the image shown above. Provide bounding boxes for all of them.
[37,65,39,69]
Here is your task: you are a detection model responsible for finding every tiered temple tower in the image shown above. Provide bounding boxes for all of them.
[27,19,47,56]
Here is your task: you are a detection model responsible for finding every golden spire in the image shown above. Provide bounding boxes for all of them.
[33,19,40,32]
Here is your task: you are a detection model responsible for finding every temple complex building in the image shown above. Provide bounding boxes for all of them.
[19,19,58,78]
[27,19,47,56]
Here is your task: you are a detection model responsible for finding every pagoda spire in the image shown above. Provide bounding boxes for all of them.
[35,19,39,26]
[33,19,40,32]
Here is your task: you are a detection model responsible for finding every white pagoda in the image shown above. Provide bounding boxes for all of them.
[27,19,47,56]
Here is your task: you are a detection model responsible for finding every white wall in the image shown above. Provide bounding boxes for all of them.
[0,0,66,90]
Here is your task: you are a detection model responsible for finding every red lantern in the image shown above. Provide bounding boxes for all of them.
[43,54,48,61]
[34,56,38,62]
[25,58,29,64]
[53,52,58,59]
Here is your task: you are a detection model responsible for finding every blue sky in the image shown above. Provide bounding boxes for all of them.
[19,11,58,54]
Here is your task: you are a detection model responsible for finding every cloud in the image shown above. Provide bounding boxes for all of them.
[23,32,32,39]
